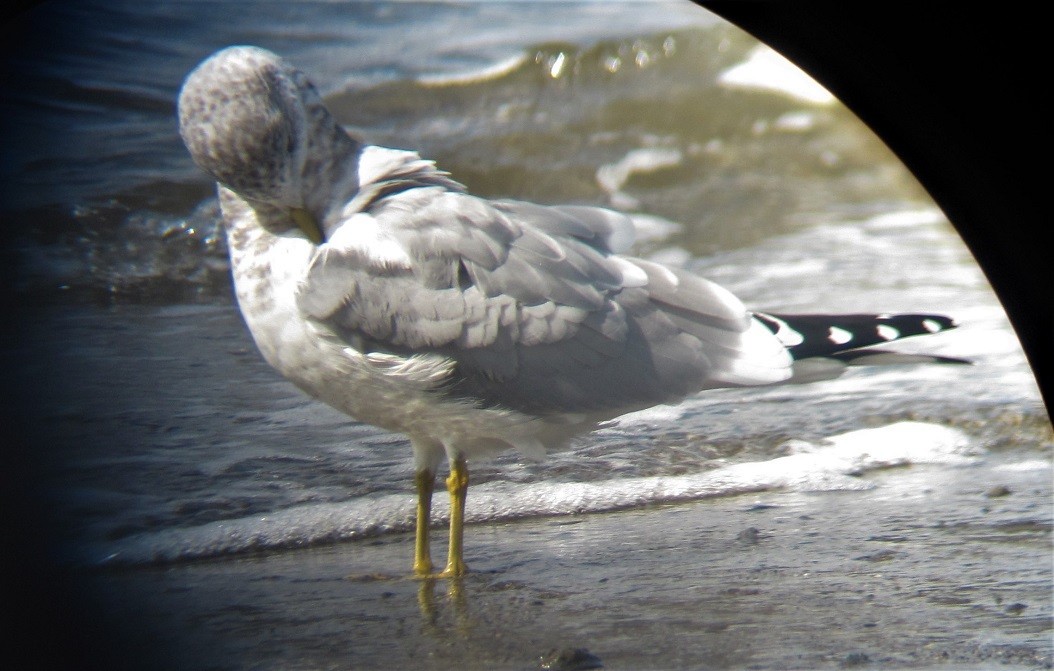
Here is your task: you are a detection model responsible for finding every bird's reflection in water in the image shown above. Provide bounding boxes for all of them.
[411,571,606,670]
[418,576,470,634]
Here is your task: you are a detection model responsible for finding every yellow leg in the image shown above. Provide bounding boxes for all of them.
[439,455,469,578]
[413,469,435,577]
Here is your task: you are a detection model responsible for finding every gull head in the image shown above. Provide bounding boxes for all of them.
[178,46,360,242]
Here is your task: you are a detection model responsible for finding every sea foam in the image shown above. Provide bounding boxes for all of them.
[95,422,976,566]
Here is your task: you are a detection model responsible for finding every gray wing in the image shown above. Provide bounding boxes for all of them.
[296,186,792,416]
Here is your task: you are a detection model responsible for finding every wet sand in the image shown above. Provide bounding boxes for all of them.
[70,450,1051,670]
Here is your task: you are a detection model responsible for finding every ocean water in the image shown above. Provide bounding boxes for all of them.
[5,0,1050,578]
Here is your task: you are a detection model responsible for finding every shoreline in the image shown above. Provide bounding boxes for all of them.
[69,453,1050,670]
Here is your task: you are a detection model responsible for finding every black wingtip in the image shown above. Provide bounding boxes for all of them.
[756,312,962,360]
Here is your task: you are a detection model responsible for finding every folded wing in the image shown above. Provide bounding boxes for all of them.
[296,180,792,417]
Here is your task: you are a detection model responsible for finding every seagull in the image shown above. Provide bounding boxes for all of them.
[178,46,964,578]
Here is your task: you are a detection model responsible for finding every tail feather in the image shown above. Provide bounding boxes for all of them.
[754,312,964,362]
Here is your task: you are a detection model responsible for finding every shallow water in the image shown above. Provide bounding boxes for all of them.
[4,1,1051,669]
[79,454,1052,670]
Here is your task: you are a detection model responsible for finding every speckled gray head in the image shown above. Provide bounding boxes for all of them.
[177,46,361,235]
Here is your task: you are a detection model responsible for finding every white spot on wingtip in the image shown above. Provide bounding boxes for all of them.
[922,318,942,333]
[828,326,852,345]
[877,324,900,341]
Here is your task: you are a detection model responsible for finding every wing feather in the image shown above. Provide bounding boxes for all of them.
[295,178,792,417]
